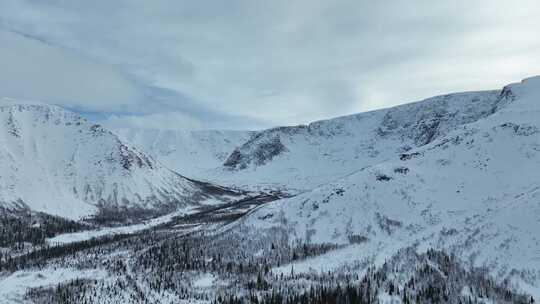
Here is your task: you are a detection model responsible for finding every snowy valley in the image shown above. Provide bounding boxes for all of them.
[1,77,540,303]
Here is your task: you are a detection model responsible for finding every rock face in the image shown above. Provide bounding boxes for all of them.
[241,76,540,294]
[224,134,287,169]
[0,98,241,220]
[376,92,500,145]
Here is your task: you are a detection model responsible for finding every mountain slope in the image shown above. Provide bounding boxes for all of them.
[241,76,540,296]
[216,90,502,192]
[0,98,241,220]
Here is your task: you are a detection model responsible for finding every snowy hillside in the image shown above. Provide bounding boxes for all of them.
[113,128,252,181]
[212,90,500,192]
[242,76,540,297]
[0,98,241,220]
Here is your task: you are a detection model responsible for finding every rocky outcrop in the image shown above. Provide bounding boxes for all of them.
[224,134,288,169]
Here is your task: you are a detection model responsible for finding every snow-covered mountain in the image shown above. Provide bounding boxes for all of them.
[118,90,503,194]
[241,76,540,297]
[0,98,241,220]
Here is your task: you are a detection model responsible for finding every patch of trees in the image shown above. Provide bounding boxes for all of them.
[0,233,133,271]
[216,249,533,304]
[0,207,88,249]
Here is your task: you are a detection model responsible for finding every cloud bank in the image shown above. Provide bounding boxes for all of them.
[0,29,141,112]
[0,0,539,130]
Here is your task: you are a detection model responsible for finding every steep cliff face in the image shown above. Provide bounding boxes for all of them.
[223,134,287,169]
[0,98,241,220]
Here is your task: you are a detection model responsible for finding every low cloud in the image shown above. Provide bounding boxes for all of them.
[1,1,539,129]
[101,112,203,131]
[0,29,142,112]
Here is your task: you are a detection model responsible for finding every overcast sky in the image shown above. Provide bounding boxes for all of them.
[1,1,539,130]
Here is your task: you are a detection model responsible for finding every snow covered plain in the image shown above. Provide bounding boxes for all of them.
[44,194,251,245]
[46,208,195,245]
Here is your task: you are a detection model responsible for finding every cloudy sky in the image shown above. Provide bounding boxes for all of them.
[0,1,539,130]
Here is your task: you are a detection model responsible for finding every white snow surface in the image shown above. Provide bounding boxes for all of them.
[243,76,540,296]
[192,273,217,289]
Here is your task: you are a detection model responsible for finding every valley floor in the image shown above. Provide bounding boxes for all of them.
[0,193,534,304]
